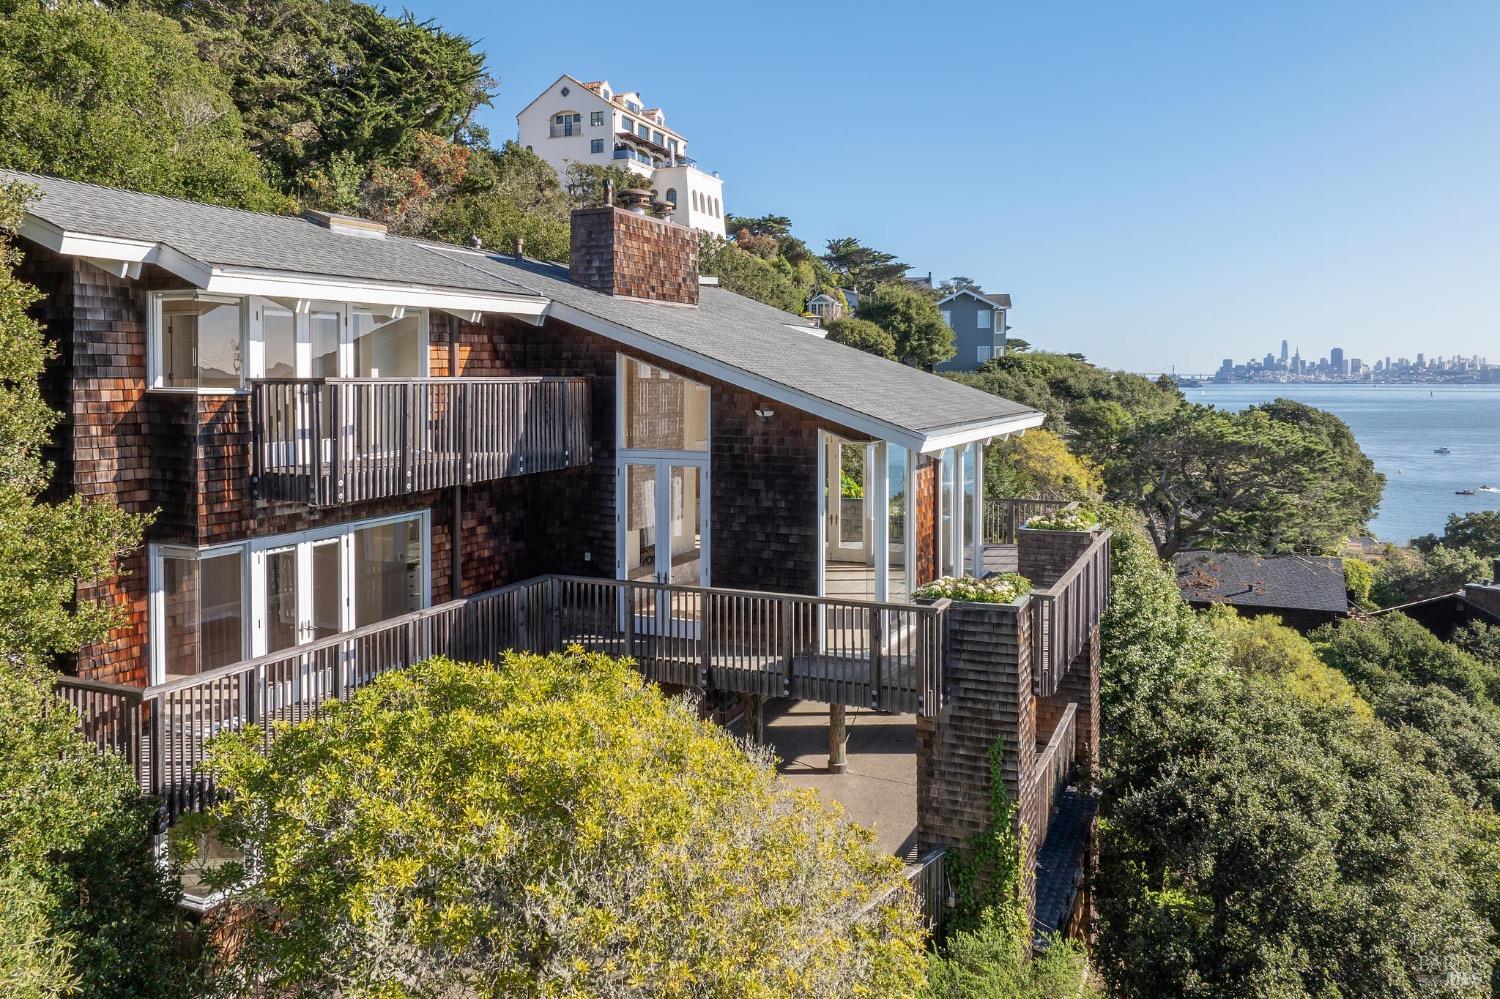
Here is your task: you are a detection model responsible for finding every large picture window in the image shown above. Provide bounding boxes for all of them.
[151,294,428,389]
[158,297,244,389]
[621,357,709,452]
[150,512,429,683]
[157,547,246,680]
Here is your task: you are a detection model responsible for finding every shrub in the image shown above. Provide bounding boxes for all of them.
[824,317,898,361]
[0,664,197,997]
[1343,556,1375,607]
[1022,507,1100,532]
[914,573,1031,605]
[202,651,926,998]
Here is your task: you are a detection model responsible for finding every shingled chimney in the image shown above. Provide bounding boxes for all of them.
[569,189,699,306]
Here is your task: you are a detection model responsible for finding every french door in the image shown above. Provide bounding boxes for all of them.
[618,457,709,636]
[255,537,350,709]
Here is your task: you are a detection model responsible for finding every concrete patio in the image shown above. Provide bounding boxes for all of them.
[763,698,919,860]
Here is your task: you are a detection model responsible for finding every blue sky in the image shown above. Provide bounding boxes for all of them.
[422,0,1499,372]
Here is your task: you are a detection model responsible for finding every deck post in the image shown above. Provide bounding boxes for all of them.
[828,703,848,774]
[745,693,765,745]
[869,607,884,710]
[781,596,796,696]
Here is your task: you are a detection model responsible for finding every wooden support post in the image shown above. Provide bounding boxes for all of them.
[828,702,848,774]
[744,693,765,745]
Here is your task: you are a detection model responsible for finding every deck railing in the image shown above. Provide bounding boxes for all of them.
[1030,702,1078,849]
[250,376,590,507]
[1029,530,1111,698]
[56,575,949,826]
[858,847,951,939]
[982,498,1071,545]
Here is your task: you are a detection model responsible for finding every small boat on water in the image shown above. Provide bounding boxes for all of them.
[1457,489,1477,496]
[1481,485,1500,494]
[1434,446,1452,454]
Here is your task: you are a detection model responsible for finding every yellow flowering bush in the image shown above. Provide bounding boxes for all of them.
[201,650,926,997]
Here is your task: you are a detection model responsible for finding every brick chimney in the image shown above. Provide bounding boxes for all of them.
[569,190,699,306]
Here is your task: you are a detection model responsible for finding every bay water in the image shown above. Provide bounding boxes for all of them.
[1183,383,1500,544]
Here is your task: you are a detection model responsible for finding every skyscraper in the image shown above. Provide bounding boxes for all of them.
[1280,339,1289,364]
[1329,346,1346,376]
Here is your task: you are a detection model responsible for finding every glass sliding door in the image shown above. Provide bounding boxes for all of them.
[886,446,911,603]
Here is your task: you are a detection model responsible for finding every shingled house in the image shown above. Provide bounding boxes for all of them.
[8,170,1110,938]
[1174,551,1352,632]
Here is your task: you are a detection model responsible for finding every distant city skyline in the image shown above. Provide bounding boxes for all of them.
[421,0,1500,372]
[1211,339,1493,383]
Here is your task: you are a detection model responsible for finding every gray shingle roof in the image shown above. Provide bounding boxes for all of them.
[2,170,539,299]
[983,292,1013,308]
[1173,551,1350,614]
[6,170,1042,445]
[435,251,1041,439]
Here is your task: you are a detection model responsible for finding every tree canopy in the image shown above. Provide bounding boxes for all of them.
[856,283,954,369]
[0,0,287,211]
[824,317,898,361]
[1415,511,1500,557]
[1108,404,1380,557]
[823,237,911,295]
[1093,506,1495,998]
[203,651,927,997]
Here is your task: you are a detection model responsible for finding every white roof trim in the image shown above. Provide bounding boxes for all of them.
[18,214,549,320]
[546,300,1043,453]
[936,288,999,307]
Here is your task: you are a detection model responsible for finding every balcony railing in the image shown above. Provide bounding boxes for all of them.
[549,123,585,137]
[982,498,1071,545]
[57,575,950,826]
[1030,701,1078,849]
[1029,530,1111,698]
[250,377,590,507]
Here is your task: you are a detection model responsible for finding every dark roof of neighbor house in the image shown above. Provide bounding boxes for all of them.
[3,170,539,299]
[441,251,1041,438]
[1173,551,1350,615]
[982,292,1013,309]
[6,170,1044,446]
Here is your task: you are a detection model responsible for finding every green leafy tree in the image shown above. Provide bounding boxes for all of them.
[0,183,184,995]
[824,317,898,361]
[698,232,806,314]
[0,0,287,211]
[427,141,572,262]
[936,276,982,296]
[1369,543,1495,608]
[823,236,910,294]
[1109,404,1378,557]
[203,652,927,998]
[856,283,955,369]
[983,429,1102,502]
[1414,511,1500,556]
[726,213,793,239]
[1252,399,1385,536]
[124,0,494,195]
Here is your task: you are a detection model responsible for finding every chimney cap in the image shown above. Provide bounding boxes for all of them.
[620,188,654,214]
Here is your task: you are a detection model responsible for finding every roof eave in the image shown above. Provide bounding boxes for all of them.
[546,300,1042,454]
[18,214,549,320]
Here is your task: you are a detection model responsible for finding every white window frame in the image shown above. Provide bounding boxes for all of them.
[941,309,953,328]
[977,345,993,364]
[148,510,432,685]
[152,293,430,390]
[148,291,248,393]
[614,354,712,586]
[976,309,992,330]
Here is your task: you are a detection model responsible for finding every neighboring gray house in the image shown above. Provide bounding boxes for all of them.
[935,289,1011,372]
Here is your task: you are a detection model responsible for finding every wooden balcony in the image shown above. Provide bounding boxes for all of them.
[57,575,950,825]
[1029,701,1078,850]
[250,377,591,507]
